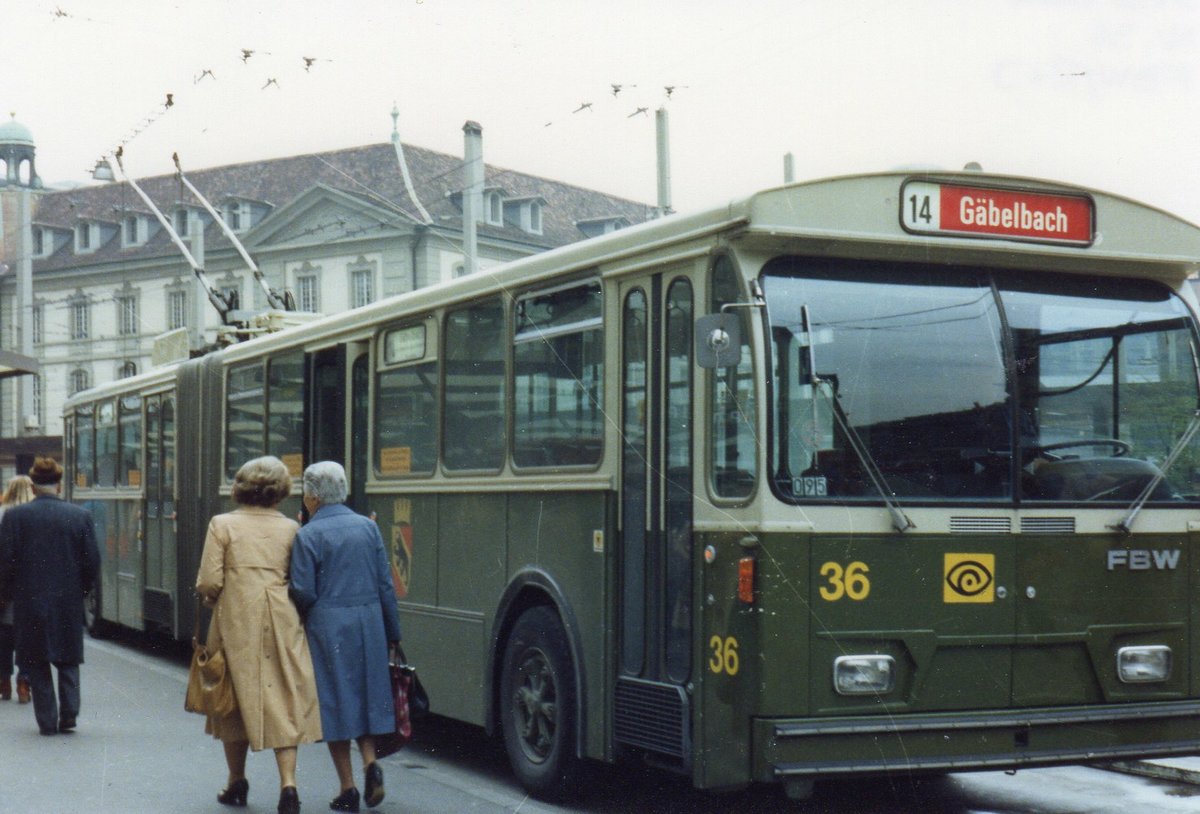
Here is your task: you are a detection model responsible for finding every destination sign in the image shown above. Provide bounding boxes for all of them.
[901,180,1093,245]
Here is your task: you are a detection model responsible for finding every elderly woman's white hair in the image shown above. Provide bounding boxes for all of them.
[302,460,348,505]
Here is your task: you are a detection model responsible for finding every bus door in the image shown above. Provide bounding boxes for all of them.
[615,273,695,763]
[308,343,371,513]
[141,393,179,634]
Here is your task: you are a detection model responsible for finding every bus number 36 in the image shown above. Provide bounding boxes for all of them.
[820,561,871,601]
[708,635,739,675]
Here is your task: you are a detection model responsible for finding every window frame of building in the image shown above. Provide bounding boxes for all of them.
[529,201,543,235]
[351,266,375,309]
[32,227,45,256]
[70,368,90,395]
[71,297,91,340]
[168,289,188,331]
[297,274,319,312]
[31,375,43,426]
[122,214,144,247]
[119,360,138,379]
[173,208,190,237]
[487,192,504,225]
[75,222,93,252]
[116,294,139,336]
[31,303,43,345]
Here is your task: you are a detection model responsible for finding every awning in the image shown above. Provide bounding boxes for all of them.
[0,350,38,379]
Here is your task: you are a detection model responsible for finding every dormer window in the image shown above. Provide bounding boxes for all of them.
[32,227,45,256]
[502,196,547,236]
[529,201,543,235]
[75,222,94,253]
[122,214,148,248]
[576,215,631,239]
[487,191,503,226]
[173,207,190,237]
[223,199,247,231]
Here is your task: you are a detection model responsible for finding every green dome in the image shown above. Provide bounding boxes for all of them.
[0,115,34,146]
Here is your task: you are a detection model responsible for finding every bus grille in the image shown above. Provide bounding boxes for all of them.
[614,678,689,757]
[950,516,1012,534]
[1021,516,1076,534]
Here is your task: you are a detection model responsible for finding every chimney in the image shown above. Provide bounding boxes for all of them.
[655,107,672,217]
[784,152,795,184]
[462,121,484,276]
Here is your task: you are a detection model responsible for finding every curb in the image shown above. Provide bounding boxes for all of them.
[1098,761,1200,786]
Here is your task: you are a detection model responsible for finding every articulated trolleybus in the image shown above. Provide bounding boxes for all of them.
[65,170,1200,801]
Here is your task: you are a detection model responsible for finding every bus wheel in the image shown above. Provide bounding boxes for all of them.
[84,589,109,639]
[500,606,581,800]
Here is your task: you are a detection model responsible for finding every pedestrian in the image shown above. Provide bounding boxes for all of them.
[0,457,100,736]
[0,475,35,704]
[290,461,402,813]
[195,456,322,814]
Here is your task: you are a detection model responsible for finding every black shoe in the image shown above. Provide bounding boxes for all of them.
[329,787,360,812]
[39,727,57,736]
[218,777,249,807]
[363,762,384,808]
[278,786,301,814]
[58,716,76,732]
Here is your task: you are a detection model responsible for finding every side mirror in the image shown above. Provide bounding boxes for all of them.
[695,313,741,369]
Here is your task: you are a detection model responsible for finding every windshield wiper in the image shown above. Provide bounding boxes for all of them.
[800,305,914,533]
[1110,409,1200,534]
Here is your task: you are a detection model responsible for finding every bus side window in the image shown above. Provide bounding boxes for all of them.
[226,362,265,480]
[709,257,756,498]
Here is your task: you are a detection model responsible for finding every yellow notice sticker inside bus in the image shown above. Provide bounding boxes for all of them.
[380,447,412,476]
[943,553,995,603]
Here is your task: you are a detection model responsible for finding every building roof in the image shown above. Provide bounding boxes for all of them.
[29,141,653,273]
[0,115,34,146]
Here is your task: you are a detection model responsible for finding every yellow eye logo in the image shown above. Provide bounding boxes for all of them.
[944,553,995,603]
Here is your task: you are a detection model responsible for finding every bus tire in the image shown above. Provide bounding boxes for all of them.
[500,606,581,801]
[84,588,110,639]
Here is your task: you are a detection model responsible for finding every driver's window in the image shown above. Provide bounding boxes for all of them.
[1035,337,1116,452]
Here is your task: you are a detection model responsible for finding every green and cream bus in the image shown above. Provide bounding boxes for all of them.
[65,170,1200,801]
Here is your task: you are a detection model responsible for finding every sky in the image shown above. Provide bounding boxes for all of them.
[3,0,1200,224]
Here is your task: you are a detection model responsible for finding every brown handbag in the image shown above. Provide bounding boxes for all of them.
[184,596,237,717]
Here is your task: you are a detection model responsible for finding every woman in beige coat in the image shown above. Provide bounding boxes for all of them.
[196,456,322,814]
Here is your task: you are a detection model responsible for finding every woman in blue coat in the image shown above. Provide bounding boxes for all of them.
[290,461,401,813]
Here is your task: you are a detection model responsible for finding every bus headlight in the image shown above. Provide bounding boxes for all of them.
[833,655,896,695]
[1117,646,1172,683]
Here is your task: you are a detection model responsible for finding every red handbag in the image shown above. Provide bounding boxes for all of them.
[375,649,425,758]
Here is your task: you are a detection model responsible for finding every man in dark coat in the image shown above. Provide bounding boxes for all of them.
[0,456,100,735]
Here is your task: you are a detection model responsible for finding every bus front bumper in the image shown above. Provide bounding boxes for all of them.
[755,700,1200,781]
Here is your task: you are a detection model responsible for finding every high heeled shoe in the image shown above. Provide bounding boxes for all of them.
[278,785,301,814]
[217,777,249,807]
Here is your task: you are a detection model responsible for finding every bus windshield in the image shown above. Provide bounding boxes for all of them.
[764,256,1200,504]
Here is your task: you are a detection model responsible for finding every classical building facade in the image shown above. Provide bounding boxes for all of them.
[0,114,652,476]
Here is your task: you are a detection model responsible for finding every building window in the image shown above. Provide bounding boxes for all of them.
[173,208,190,237]
[31,376,43,426]
[76,223,92,251]
[120,361,138,378]
[219,285,240,311]
[488,192,503,225]
[351,269,374,308]
[71,369,90,395]
[297,275,319,312]
[225,201,244,231]
[31,304,43,344]
[168,290,188,330]
[117,295,139,336]
[71,300,90,340]
[123,215,140,246]
[529,201,543,234]
[33,228,45,256]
